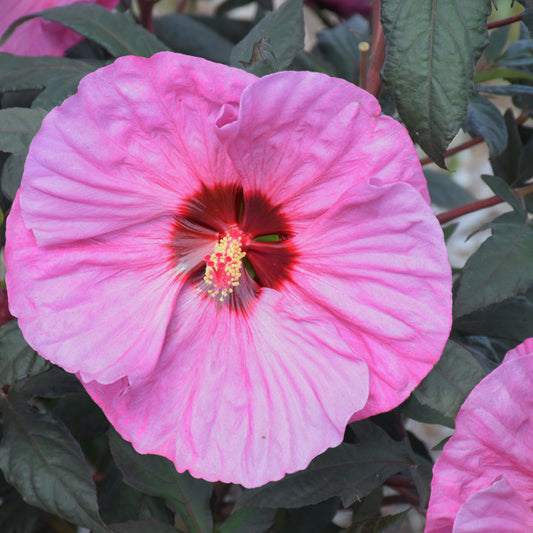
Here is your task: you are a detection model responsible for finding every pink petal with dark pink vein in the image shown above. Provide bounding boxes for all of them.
[216,70,429,235]
[289,179,451,420]
[83,283,369,487]
[426,345,533,533]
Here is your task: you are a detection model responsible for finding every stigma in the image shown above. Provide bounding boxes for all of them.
[204,231,246,302]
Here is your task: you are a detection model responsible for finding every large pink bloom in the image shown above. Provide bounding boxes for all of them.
[426,339,533,532]
[5,52,451,487]
[1,0,119,56]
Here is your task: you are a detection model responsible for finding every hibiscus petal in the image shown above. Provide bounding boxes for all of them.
[289,179,451,419]
[20,52,255,246]
[6,194,181,384]
[426,348,533,533]
[82,283,370,487]
[452,477,533,533]
[0,0,119,57]
[216,70,429,233]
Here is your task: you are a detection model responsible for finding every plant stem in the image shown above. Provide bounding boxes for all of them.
[138,0,158,32]
[383,487,420,507]
[420,111,530,166]
[420,137,484,167]
[358,41,370,90]
[385,475,416,489]
[437,183,533,225]
[487,13,523,29]
[366,0,385,97]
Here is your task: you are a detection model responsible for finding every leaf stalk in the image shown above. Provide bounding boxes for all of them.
[437,183,533,225]
[366,0,384,97]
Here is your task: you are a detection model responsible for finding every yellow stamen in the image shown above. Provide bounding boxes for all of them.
[204,233,246,302]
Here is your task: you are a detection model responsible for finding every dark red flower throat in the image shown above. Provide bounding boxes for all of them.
[171,184,298,310]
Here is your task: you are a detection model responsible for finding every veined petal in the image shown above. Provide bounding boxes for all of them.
[20,52,255,246]
[289,180,451,419]
[82,283,369,487]
[216,70,429,232]
[426,348,533,533]
[453,477,533,533]
[0,0,119,56]
[6,194,181,384]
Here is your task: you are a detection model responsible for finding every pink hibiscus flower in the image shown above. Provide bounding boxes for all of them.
[1,0,119,57]
[5,52,452,487]
[426,339,533,532]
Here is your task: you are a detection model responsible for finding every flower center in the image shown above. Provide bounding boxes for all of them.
[203,231,246,302]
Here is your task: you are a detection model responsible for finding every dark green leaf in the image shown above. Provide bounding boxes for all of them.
[494,38,533,67]
[454,211,533,317]
[1,153,26,200]
[463,94,507,156]
[481,174,525,214]
[98,463,172,525]
[3,4,169,58]
[474,66,533,83]
[0,320,49,388]
[314,15,370,82]
[0,108,47,155]
[476,83,533,96]
[0,53,108,109]
[53,392,109,441]
[231,0,304,74]
[518,132,533,184]
[413,339,487,418]
[0,480,43,533]
[484,26,510,63]
[454,284,533,342]
[109,519,179,533]
[0,391,107,532]
[349,489,383,523]
[343,509,409,533]
[425,170,475,208]
[410,453,433,509]
[191,16,253,44]
[442,223,458,242]
[219,507,276,533]
[489,109,522,185]
[109,431,213,533]
[98,464,147,525]
[278,498,339,533]
[401,395,454,428]
[18,366,84,398]
[236,421,413,509]
[382,0,491,168]
[154,14,233,64]
[524,8,533,39]
[236,37,279,75]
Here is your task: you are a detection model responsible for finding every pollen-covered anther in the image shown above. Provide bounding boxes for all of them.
[204,232,246,302]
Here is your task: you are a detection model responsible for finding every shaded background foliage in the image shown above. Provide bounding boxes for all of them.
[1,0,532,531]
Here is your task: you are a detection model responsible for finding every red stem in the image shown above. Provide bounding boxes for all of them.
[383,487,420,507]
[385,475,416,489]
[420,111,529,167]
[487,13,523,29]
[437,183,533,225]
[366,0,385,97]
[138,0,157,32]
[420,137,484,166]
